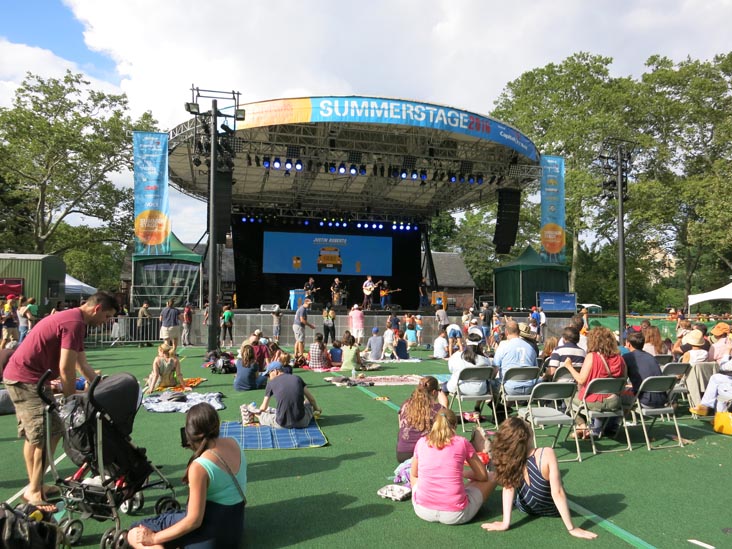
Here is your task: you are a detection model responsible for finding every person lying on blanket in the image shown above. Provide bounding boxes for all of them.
[145,343,190,395]
[255,362,322,428]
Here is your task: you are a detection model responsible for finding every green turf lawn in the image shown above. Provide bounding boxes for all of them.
[2,344,731,548]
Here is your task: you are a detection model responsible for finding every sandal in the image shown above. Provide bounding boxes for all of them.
[570,428,590,440]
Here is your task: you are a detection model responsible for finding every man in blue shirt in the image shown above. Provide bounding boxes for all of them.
[292,298,315,357]
[492,320,538,396]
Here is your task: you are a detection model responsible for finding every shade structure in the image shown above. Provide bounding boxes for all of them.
[64,274,97,298]
[688,282,732,307]
[493,246,569,310]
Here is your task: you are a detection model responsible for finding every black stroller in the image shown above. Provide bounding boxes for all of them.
[39,371,180,548]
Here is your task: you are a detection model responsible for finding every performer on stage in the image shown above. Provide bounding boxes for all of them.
[331,277,345,307]
[362,275,380,311]
[304,277,319,300]
[380,281,392,310]
[419,276,430,309]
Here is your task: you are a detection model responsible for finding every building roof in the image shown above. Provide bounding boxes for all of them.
[422,251,475,288]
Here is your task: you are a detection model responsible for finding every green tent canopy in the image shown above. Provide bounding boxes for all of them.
[493,246,569,310]
[132,233,203,308]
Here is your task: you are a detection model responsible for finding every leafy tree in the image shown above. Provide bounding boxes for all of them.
[0,173,35,252]
[0,71,157,254]
[427,210,458,251]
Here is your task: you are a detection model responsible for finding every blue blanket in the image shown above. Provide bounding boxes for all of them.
[220,419,328,450]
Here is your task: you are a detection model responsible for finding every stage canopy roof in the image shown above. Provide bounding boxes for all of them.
[167,96,542,222]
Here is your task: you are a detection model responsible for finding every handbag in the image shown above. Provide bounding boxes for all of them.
[713,411,732,435]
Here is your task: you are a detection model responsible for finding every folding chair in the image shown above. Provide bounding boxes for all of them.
[500,366,541,419]
[518,382,581,462]
[628,375,684,451]
[447,366,498,432]
[655,354,673,366]
[661,362,691,418]
[552,365,577,383]
[575,377,632,455]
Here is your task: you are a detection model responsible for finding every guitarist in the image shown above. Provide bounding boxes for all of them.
[361,275,381,311]
[379,280,401,310]
[303,277,320,301]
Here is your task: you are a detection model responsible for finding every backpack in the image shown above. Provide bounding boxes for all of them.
[0,503,60,548]
[211,352,236,374]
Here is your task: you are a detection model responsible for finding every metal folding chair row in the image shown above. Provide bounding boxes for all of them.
[447,366,498,432]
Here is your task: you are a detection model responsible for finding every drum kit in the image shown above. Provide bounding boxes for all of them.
[331,289,348,307]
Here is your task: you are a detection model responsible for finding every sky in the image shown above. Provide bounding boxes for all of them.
[1,0,731,244]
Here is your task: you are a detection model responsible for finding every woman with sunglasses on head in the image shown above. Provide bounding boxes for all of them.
[481,417,597,539]
[127,403,246,548]
[410,408,496,525]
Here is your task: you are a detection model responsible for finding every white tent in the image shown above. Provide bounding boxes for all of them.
[688,282,732,307]
[65,274,97,298]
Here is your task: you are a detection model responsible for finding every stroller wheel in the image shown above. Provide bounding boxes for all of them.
[64,518,84,545]
[100,527,117,549]
[154,495,181,515]
[115,529,129,548]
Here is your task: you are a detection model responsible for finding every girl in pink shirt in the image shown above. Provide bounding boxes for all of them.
[411,409,496,525]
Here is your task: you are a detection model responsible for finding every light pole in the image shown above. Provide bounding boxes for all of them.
[597,138,636,345]
[207,99,219,352]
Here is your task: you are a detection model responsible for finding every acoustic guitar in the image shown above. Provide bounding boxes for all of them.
[362,280,382,296]
[380,288,402,297]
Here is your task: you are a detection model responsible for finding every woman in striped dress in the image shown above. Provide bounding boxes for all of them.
[481,417,597,539]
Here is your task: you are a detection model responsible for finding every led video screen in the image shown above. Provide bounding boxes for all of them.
[262,231,393,276]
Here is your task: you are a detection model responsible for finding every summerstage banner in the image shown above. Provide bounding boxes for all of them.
[539,155,566,263]
[133,132,171,254]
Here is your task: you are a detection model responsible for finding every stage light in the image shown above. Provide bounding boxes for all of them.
[335,222,340,227]
[328,221,333,227]
[284,170,291,177]
[342,222,348,228]
[488,175,497,184]
[359,165,367,176]
[411,170,418,180]
[249,217,255,223]
[304,220,310,226]
[468,175,475,184]
[241,216,247,222]
[338,163,347,174]
[357,222,362,228]
[285,159,293,170]
[263,156,271,169]
[379,165,385,177]
[420,170,428,180]
[400,169,408,180]
[378,223,383,229]
[477,174,484,184]
[184,102,200,115]
[258,218,263,223]
[449,173,457,183]
[273,158,281,169]
[220,123,234,136]
[329,163,337,174]
[295,159,303,171]
[349,164,358,176]
[406,224,411,230]
[372,223,377,229]
[255,155,261,167]
[319,221,325,227]
[497,175,505,185]
[192,157,202,167]
[234,108,246,121]
[392,224,397,230]
[459,174,466,183]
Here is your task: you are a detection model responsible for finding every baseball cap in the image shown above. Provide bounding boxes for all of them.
[711,322,730,337]
[5,294,16,300]
[372,327,379,333]
[470,318,479,324]
[467,326,483,340]
[352,304,360,310]
[264,361,283,375]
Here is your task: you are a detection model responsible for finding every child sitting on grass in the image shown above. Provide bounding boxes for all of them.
[144,343,189,394]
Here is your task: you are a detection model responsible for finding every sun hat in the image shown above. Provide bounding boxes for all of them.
[682,329,705,347]
[518,322,536,340]
[711,322,730,337]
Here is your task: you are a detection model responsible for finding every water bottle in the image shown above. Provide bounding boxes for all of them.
[351,367,356,379]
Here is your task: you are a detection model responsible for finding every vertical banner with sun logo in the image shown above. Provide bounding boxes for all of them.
[133,132,171,254]
[539,155,566,263]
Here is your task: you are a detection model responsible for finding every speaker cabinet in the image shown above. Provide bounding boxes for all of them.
[493,188,521,254]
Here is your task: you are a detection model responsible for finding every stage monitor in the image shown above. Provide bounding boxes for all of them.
[262,231,392,276]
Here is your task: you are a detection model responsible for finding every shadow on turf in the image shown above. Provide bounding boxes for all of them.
[317,413,364,426]
[248,452,375,482]
[244,492,393,547]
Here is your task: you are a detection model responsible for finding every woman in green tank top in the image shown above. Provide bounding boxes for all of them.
[144,343,187,395]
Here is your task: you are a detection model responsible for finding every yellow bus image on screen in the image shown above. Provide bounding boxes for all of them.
[317,247,342,272]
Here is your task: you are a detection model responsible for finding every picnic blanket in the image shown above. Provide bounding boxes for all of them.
[366,358,422,363]
[324,375,423,387]
[151,377,207,393]
[220,419,328,449]
[142,391,225,413]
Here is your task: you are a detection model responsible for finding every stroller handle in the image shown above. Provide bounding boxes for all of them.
[37,370,55,405]
[87,374,103,410]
